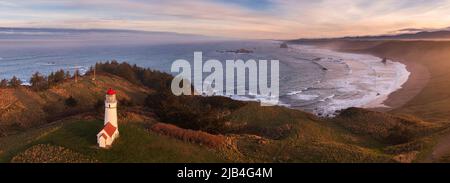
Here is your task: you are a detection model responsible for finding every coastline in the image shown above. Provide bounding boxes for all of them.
[301,40,448,118]
[298,45,412,115]
[304,43,423,113]
[367,59,430,112]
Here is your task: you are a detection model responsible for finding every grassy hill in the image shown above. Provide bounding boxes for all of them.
[0,73,149,135]
[2,101,444,163]
[2,102,444,163]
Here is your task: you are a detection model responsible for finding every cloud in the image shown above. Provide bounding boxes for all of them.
[1,0,450,39]
[0,1,18,7]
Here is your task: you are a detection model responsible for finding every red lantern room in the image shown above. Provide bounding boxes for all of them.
[106,88,116,95]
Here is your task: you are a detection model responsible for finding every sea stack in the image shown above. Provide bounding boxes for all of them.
[280,42,288,48]
[381,57,387,65]
[97,88,119,148]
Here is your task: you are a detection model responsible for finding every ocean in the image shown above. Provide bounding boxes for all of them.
[0,29,410,116]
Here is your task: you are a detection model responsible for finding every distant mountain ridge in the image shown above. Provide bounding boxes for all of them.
[0,27,191,36]
[291,29,450,42]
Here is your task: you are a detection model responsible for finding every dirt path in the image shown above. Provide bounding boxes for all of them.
[422,132,450,162]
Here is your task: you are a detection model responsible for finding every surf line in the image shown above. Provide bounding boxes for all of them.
[170,51,280,106]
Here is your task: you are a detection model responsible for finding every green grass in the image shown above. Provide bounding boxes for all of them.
[4,120,228,163]
[0,101,432,163]
[226,104,394,162]
[0,121,66,162]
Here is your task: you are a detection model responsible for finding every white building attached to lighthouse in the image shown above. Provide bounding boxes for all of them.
[97,88,119,148]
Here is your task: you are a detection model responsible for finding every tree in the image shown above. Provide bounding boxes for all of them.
[92,66,96,81]
[65,71,71,80]
[53,70,66,83]
[0,79,8,88]
[47,72,55,86]
[9,76,22,88]
[74,69,80,83]
[30,72,48,91]
[48,70,66,86]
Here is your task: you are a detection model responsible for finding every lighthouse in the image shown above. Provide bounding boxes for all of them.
[97,88,119,148]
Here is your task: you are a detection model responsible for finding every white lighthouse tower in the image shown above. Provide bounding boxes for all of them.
[104,88,118,128]
[97,88,119,148]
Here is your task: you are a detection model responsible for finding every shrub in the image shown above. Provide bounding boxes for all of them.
[65,96,78,107]
[119,99,135,107]
[146,92,244,134]
[150,123,226,148]
[94,99,104,113]
[386,125,415,144]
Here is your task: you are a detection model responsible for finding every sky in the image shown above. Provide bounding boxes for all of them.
[1,0,450,39]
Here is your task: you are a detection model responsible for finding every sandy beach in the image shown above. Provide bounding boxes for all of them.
[368,58,430,112]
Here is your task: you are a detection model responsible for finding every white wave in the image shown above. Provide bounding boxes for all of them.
[286,90,302,95]
[290,44,410,116]
[293,94,319,101]
[319,94,335,102]
[21,80,31,86]
[36,62,56,66]
[230,94,288,107]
